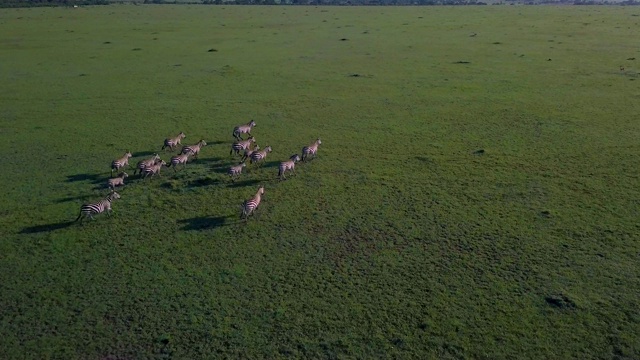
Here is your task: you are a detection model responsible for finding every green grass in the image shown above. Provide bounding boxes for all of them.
[1,4,639,359]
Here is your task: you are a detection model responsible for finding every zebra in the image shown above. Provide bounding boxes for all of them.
[142,160,167,179]
[240,144,260,163]
[250,146,272,166]
[75,191,121,223]
[301,138,322,162]
[230,136,255,156]
[181,139,207,160]
[134,153,161,176]
[168,152,191,171]
[227,162,246,182]
[107,172,128,190]
[240,186,264,221]
[111,151,132,176]
[278,154,300,180]
[162,132,186,151]
[232,120,256,141]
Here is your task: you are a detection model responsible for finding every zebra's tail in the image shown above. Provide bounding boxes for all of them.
[75,211,82,222]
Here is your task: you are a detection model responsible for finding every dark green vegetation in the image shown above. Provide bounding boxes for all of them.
[1,5,639,359]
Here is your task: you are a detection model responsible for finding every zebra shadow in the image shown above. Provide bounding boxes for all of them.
[227,179,262,188]
[212,166,230,174]
[187,177,221,188]
[20,221,76,234]
[177,215,237,231]
[189,156,224,164]
[54,194,94,204]
[414,156,436,164]
[66,173,106,184]
[212,161,243,174]
[132,150,158,158]
[260,160,281,169]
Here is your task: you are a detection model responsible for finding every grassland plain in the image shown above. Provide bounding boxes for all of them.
[1,4,639,359]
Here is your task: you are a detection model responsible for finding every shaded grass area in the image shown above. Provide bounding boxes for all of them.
[1,4,639,359]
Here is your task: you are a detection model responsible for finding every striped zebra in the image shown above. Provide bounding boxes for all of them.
[181,139,207,160]
[240,144,260,163]
[250,146,272,166]
[278,154,300,180]
[108,172,128,190]
[142,160,167,179]
[111,151,132,176]
[75,191,121,223]
[162,132,186,151]
[240,186,264,221]
[134,153,161,176]
[227,162,246,182]
[168,152,191,171]
[233,120,256,141]
[301,138,322,162]
[230,136,255,156]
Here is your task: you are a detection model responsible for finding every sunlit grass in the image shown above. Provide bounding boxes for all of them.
[1,4,639,359]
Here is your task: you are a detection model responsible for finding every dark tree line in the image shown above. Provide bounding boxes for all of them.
[0,0,109,7]
[1,0,636,7]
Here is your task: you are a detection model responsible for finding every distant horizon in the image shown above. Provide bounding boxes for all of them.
[2,0,639,8]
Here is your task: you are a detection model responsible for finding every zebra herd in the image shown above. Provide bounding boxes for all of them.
[75,120,322,223]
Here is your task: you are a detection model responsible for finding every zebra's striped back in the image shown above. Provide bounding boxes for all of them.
[135,154,160,175]
[241,186,264,220]
[181,140,207,158]
[168,153,190,170]
[162,132,186,151]
[302,138,322,162]
[231,137,255,156]
[108,172,128,190]
[233,120,256,140]
[111,151,132,174]
[278,154,300,179]
[228,163,246,181]
[241,144,260,162]
[142,160,167,178]
[76,192,121,222]
[250,146,272,164]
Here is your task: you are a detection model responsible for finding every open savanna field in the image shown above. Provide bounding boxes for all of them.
[1,4,639,359]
